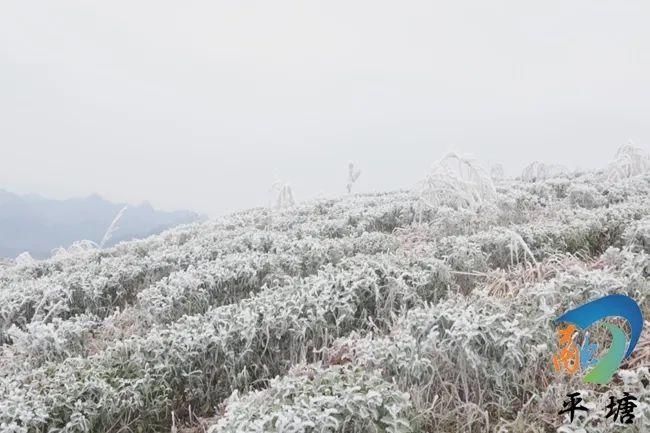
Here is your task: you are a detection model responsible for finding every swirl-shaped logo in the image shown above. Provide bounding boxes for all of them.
[553,294,644,384]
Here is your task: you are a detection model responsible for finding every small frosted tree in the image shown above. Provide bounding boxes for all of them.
[271,181,295,209]
[419,152,497,211]
[15,251,35,266]
[346,161,361,193]
[607,144,650,180]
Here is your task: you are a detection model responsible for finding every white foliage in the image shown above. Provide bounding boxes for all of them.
[419,152,497,211]
[521,161,568,182]
[607,144,650,180]
[271,182,295,209]
[49,240,99,261]
[567,183,604,209]
[50,247,70,260]
[0,162,649,433]
[210,365,412,433]
[490,163,505,180]
[14,252,35,266]
[503,228,538,266]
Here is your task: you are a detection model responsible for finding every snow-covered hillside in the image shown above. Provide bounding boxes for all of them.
[1,163,649,432]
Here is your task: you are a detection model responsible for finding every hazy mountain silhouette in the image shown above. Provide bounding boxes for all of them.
[0,189,202,259]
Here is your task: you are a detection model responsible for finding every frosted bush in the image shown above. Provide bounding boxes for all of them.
[2,314,100,369]
[66,240,100,255]
[419,153,496,211]
[567,183,605,209]
[521,161,568,182]
[607,144,650,180]
[545,176,572,199]
[209,364,412,433]
[322,263,648,433]
[272,182,295,208]
[0,255,450,432]
[623,217,650,253]
[15,252,35,266]
[427,204,500,237]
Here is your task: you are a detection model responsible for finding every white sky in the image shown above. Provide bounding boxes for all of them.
[1,1,649,216]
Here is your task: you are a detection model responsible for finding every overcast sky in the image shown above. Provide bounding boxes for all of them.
[1,1,649,216]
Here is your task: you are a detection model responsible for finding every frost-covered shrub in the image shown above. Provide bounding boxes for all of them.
[209,364,412,433]
[0,257,175,337]
[545,176,572,199]
[428,204,500,237]
[623,217,650,253]
[607,144,650,180]
[324,294,552,432]
[470,228,538,269]
[134,236,400,326]
[14,252,35,266]
[567,183,605,209]
[438,238,489,291]
[494,189,544,225]
[521,161,568,182]
[419,153,496,211]
[516,202,648,258]
[599,174,650,205]
[55,240,99,258]
[353,202,419,233]
[0,256,450,433]
[2,314,100,369]
[323,263,647,433]
[272,182,295,208]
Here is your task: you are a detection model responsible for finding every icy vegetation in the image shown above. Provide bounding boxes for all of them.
[1,151,650,433]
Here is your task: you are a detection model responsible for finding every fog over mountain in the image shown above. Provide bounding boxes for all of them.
[0,189,202,259]
[2,2,650,215]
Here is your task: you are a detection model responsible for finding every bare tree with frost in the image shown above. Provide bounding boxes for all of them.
[271,181,295,209]
[346,161,361,193]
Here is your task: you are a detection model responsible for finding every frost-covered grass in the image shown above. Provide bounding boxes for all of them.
[1,166,649,433]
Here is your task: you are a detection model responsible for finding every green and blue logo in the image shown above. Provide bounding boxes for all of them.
[552,294,644,384]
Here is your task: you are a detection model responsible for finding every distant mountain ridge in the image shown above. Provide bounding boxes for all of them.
[0,189,202,259]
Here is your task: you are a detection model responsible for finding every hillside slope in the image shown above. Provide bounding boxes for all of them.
[0,170,649,433]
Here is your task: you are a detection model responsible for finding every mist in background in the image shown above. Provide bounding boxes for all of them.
[1,1,649,216]
[0,189,201,258]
